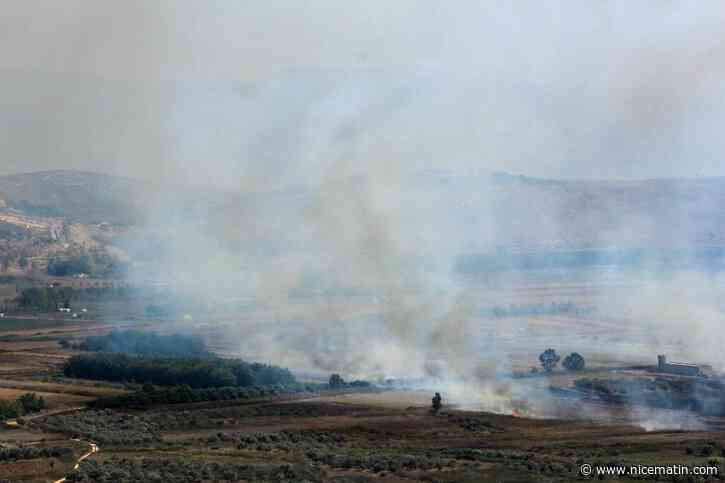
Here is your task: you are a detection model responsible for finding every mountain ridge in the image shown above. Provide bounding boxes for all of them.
[2,169,725,252]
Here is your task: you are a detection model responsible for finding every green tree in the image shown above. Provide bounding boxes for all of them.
[329,374,346,388]
[17,393,45,414]
[562,352,586,371]
[539,348,561,372]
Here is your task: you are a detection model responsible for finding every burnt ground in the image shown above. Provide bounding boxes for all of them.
[21,394,725,482]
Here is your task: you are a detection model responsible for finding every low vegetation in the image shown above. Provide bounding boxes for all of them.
[90,384,315,409]
[306,450,448,473]
[32,410,161,445]
[573,376,725,415]
[0,446,72,462]
[66,458,323,482]
[65,401,362,437]
[231,429,346,451]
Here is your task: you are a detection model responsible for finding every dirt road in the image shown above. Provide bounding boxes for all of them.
[53,439,99,483]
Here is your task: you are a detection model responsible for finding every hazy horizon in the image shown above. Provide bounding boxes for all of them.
[3,2,725,188]
[4,166,725,187]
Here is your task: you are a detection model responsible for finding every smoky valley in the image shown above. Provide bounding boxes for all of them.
[0,170,722,481]
[4,2,725,481]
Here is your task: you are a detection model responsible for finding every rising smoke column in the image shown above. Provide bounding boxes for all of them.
[7,1,725,418]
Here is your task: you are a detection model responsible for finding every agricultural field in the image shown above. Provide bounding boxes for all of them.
[0,269,721,481]
[20,393,725,482]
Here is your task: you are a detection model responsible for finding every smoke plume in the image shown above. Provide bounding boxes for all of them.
[5,1,725,422]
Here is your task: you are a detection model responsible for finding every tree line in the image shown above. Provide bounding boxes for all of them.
[479,302,594,319]
[328,373,372,389]
[90,384,315,409]
[16,286,74,312]
[14,286,140,313]
[63,353,296,389]
[78,330,209,358]
[47,248,127,278]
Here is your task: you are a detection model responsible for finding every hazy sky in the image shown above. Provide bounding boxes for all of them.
[2,1,725,186]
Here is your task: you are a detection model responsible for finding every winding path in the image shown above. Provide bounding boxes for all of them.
[2,407,98,483]
[52,439,99,483]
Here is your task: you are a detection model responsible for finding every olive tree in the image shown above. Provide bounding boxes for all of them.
[538,348,561,372]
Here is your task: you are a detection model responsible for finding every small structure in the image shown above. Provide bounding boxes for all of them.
[657,355,700,377]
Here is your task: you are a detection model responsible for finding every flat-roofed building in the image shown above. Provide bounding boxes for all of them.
[657,355,700,377]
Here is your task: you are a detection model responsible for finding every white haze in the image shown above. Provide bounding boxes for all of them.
[4,1,725,424]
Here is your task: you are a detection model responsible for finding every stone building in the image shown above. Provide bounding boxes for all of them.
[657,355,700,377]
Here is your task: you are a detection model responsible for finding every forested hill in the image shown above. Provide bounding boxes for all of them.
[5,169,725,253]
[0,170,149,224]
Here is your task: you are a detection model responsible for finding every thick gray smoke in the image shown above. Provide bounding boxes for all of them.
[6,1,725,180]
[6,1,725,421]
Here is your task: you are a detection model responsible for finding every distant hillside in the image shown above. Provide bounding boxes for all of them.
[4,169,725,255]
[485,173,725,250]
[0,170,149,225]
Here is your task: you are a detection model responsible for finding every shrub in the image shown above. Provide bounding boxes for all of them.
[0,400,20,420]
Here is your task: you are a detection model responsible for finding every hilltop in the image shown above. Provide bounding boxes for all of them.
[0,170,150,225]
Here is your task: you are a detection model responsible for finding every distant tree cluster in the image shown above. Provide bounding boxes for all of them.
[480,302,595,319]
[0,392,45,420]
[14,285,147,314]
[16,286,73,312]
[328,373,372,390]
[47,255,92,277]
[47,248,128,278]
[63,353,296,389]
[538,349,586,372]
[79,330,208,358]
